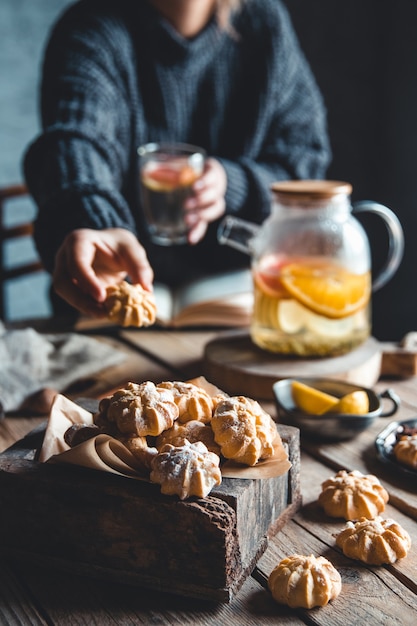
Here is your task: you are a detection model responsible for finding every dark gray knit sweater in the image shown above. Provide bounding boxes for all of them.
[23,0,331,285]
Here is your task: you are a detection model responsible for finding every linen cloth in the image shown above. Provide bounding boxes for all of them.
[0,321,125,413]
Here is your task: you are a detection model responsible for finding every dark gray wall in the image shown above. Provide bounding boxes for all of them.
[284,0,417,340]
[0,0,73,186]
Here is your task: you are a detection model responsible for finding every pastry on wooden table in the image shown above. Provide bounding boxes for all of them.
[155,419,221,456]
[335,516,411,564]
[158,381,213,424]
[393,434,417,470]
[150,440,222,499]
[318,469,389,520]
[268,554,342,609]
[104,281,156,327]
[211,395,277,466]
[94,381,179,437]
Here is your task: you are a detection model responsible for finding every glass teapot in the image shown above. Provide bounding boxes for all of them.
[218,180,404,357]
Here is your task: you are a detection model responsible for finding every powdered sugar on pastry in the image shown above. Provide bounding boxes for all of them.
[155,419,221,456]
[94,381,179,437]
[150,440,222,499]
[158,381,213,424]
[211,395,277,466]
[335,516,411,564]
[318,469,389,520]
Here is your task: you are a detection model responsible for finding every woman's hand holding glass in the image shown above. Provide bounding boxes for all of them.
[184,158,227,244]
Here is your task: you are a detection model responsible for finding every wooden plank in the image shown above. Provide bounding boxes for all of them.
[0,558,48,625]
[256,520,417,625]
[253,451,417,624]
[297,406,417,521]
[297,452,417,594]
[0,416,45,454]
[9,559,304,626]
[119,328,219,380]
[64,333,178,398]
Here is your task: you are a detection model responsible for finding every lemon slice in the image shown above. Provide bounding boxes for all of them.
[327,390,369,415]
[278,299,308,333]
[305,313,355,338]
[142,176,173,192]
[291,380,339,415]
[255,292,280,328]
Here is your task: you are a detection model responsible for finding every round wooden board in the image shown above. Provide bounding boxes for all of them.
[203,331,382,400]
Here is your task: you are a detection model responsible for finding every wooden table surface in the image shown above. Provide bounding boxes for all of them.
[0,326,416,626]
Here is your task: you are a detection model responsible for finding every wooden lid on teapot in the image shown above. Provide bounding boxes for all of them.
[271,180,353,202]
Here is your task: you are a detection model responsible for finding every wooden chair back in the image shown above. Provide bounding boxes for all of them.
[0,184,45,320]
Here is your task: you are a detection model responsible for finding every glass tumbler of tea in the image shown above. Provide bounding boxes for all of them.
[138,142,206,245]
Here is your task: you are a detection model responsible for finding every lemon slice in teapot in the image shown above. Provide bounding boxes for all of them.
[277,299,308,333]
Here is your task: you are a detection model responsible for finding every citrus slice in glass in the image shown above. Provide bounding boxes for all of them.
[255,292,280,327]
[305,311,355,338]
[327,390,369,415]
[280,261,371,319]
[291,380,339,415]
[178,165,199,187]
[254,255,289,298]
[142,165,182,191]
[277,299,308,333]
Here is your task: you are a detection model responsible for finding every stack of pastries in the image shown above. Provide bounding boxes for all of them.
[64,380,281,500]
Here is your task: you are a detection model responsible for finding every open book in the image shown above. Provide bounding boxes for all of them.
[153,269,253,328]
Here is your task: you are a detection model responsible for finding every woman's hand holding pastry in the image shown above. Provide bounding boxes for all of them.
[53,227,154,317]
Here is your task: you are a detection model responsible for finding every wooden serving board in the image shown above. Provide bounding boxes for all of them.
[0,423,301,603]
[203,331,382,400]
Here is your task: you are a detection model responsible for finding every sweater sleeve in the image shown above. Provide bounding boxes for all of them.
[23,5,137,273]
[218,0,331,224]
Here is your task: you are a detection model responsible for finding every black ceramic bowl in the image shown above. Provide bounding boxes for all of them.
[273,377,400,441]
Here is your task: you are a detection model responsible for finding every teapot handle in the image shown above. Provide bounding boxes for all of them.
[352,201,404,292]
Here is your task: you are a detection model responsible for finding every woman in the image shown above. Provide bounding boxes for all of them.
[23,0,331,318]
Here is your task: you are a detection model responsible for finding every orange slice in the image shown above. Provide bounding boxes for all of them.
[143,164,199,192]
[280,261,371,319]
[178,165,199,187]
[142,166,180,191]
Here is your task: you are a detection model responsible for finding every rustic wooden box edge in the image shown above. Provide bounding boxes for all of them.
[0,423,301,603]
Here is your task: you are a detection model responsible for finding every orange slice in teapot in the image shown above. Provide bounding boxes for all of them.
[280,260,371,319]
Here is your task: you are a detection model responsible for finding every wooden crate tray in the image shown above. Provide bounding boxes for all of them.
[0,423,301,603]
